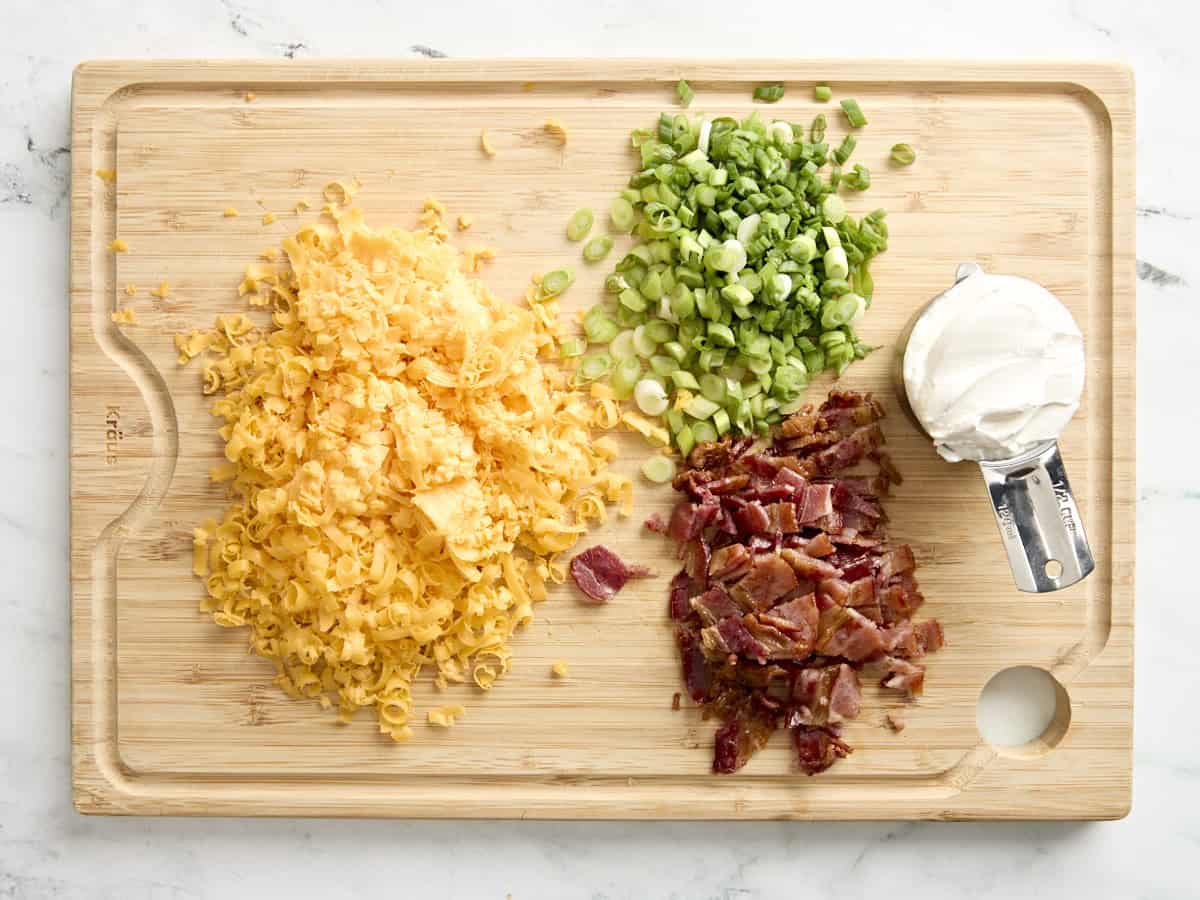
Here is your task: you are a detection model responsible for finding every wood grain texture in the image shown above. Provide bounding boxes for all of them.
[70,59,1135,819]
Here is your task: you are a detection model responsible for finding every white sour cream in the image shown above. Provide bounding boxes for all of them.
[901,267,1085,463]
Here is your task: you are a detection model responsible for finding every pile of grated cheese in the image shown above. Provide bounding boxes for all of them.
[182,183,628,740]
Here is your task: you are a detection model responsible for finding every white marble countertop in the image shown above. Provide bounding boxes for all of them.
[3,0,1196,897]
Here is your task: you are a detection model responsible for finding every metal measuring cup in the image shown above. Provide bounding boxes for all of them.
[892,264,1095,593]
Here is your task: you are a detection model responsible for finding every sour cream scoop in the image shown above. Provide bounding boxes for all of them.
[896,264,1095,593]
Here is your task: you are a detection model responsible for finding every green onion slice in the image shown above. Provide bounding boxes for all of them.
[566,209,594,242]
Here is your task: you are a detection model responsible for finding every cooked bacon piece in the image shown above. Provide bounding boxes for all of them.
[796,483,834,524]
[765,501,800,533]
[743,616,805,660]
[668,499,717,542]
[570,545,650,603]
[644,512,667,534]
[706,616,770,663]
[792,725,852,775]
[760,593,819,649]
[877,545,916,582]
[706,474,751,495]
[730,555,798,611]
[813,423,885,475]
[806,532,835,558]
[878,577,925,624]
[689,441,733,471]
[816,607,885,661]
[733,500,771,534]
[668,569,693,620]
[712,704,776,774]
[828,663,862,722]
[709,543,752,581]
[845,576,881,622]
[691,584,741,626]
[677,628,711,702]
[780,547,841,581]
[881,656,926,696]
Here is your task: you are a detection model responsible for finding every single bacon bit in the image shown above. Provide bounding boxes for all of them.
[709,543,752,581]
[730,555,798,611]
[691,584,741,626]
[569,545,650,603]
[881,656,926,696]
[644,512,667,534]
[672,692,682,711]
[668,569,693,620]
[792,725,852,775]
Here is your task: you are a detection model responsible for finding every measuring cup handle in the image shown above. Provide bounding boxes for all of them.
[978,441,1095,593]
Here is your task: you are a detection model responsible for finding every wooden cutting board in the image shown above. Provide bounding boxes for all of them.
[70,60,1135,819]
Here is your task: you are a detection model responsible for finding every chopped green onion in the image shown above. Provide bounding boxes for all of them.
[566,209,594,242]
[559,338,586,358]
[699,373,726,403]
[583,306,619,343]
[541,268,575,297]
[610,197,637,232]
[634,378,669,416]
[753,84,785,103]
[822,194,846,224]
[641,454,676,483]
[809,116,826,146]
[610,329,637,360]
[814,84,832,102]
[833,134,857,166]
[824,246,849,281]
[588,105,894,450]
[685,395,721,420]
[840,98,867,128]
[649,354,679,376]
[633,324,659,357]
[675,79,695,108]
[692,421,718,444]
[583,235,614,262]
[842,164,871,192]
[576,352,613,383]
[675,424,696,459]
[611,357,643,399]
[890,143,916,166]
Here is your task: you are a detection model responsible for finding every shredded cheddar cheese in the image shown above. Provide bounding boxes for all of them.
[124,284,137,297]
[180,188,625,741]
[480,129,497,157]
[294,199,310,213]
[223,207,239,218]
[110,308,136,325]
[543,118,569,146]
[109,238,128,253]
[152,281,170,300]
[262,212,276,225]
[427,704,466,728]
[551,660,569,678]
[457,214,473,231]
[94,169,116,183]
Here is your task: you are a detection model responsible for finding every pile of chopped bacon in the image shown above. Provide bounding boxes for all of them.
[655,390,944,775]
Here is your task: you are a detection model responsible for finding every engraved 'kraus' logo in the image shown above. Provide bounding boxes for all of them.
[995,501,1018,539]
[104,406,122,464]
[1052,480,1076,534]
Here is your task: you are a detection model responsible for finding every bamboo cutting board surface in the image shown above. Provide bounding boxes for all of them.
[70,60,1135,819]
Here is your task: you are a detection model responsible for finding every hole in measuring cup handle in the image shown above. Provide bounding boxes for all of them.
[978,440,1095,593]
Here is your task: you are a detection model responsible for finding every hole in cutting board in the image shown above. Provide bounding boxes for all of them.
[976,666,1071,757]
